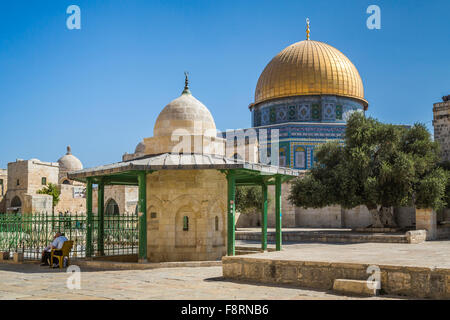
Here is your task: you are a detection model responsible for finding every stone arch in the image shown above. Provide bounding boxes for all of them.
[10,196,22,213]
[175,205,197,248]
[208,196,226,247]
[147,195,164,248]
[105,198,120,215]
[171,195,201,249]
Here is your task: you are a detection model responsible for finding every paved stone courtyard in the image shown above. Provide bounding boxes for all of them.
[236,240,450,268]
[3,240,450,300]
[0,263,399,300]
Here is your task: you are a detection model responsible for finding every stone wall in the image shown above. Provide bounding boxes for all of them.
[54,184,86,214]
[222,256,450,299]
[146,169,227,262]
[0,169,7,212]
[22,194,52,213]
[235,180,415,229]
[433,99,450,162]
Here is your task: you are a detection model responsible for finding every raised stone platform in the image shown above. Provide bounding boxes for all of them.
[236,228,425,244]
[223,241,450,299]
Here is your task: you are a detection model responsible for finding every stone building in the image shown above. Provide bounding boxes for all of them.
[0,169,7,212]
[433,95,450,162]
[1,147,138,215]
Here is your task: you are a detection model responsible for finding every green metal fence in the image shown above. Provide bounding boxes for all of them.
[0,212,138,260]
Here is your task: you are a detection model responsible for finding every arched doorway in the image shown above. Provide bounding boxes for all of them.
[10,196,22,213]
[105,198,120,215]
[105,198,120,230]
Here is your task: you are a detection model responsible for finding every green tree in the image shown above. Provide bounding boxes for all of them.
[236,186,271,214]
[37,183,61,212]
[289,112,448,227]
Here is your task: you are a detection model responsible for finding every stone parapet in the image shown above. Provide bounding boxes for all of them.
[222,256,450,299]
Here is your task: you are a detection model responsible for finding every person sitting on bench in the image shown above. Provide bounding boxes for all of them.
[40,232,68,267]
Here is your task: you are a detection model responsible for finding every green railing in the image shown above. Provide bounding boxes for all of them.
[0,212,138,260]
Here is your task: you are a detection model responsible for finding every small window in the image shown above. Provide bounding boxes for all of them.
[62,180,70,185]
[16,179,20,186]
[215,216,219,231]
[183,216,189,231]
[151,212,157,219]
[41,177,47,185]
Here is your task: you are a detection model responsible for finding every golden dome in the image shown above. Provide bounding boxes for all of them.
[254,40,367,107]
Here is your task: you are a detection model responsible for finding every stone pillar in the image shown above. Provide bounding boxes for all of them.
[416,208,437,240]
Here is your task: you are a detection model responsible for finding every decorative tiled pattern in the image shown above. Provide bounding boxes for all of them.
[277,106,288,122]
[323,103,335,121]
[288,105,297,121]
[253,96,364,126]
[335,105,343,120]
[269,106,276,124]
[298,104,310,121]
[311,104,321,120]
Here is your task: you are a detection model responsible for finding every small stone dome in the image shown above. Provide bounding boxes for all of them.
[135,141,145,154]
[153,77,217,138]
[58,146,83,172]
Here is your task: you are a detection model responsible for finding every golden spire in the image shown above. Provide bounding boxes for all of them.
[306,18,310,40]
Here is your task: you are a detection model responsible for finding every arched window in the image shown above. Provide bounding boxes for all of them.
[105,199,120,215]
[62,180,71,185]
[215,216,219,231]
[279,147,286,167]
[183,216,189,231]
[294,147,306,169]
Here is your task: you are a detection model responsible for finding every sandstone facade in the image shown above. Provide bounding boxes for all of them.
[433,97,450,162]
[146,169,227,262]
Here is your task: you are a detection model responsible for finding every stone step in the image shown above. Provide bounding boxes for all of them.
[235,231,409,244]
[332,279,380,297]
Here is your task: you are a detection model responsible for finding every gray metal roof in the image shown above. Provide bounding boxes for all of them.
[68,153,302,180]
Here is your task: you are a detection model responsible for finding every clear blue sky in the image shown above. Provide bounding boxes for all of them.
[0,0,449,169]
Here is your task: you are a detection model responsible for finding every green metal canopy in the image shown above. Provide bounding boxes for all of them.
[68,153,303,261]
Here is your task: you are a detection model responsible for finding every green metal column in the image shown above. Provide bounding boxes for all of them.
[86,178,93,257]
[275,175,282,251]
[227,172,236,256]
[261,183,268,251]
[137,171,147,261]
[97,179,105,256]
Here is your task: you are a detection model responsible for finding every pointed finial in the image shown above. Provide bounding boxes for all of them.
[306,18,310,40]
[66,146,72,155]
[182,71,191,95]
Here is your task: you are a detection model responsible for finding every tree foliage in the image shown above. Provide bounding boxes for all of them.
[288,112,448,226]
[37,183,61,210]
[236,186,271,214]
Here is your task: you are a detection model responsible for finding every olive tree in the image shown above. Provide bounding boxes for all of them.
[289,112,448,227]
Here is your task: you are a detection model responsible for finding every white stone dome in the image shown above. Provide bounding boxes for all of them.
[153,81,217,138]
[135,141,145,154]
[58,146,83,172]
